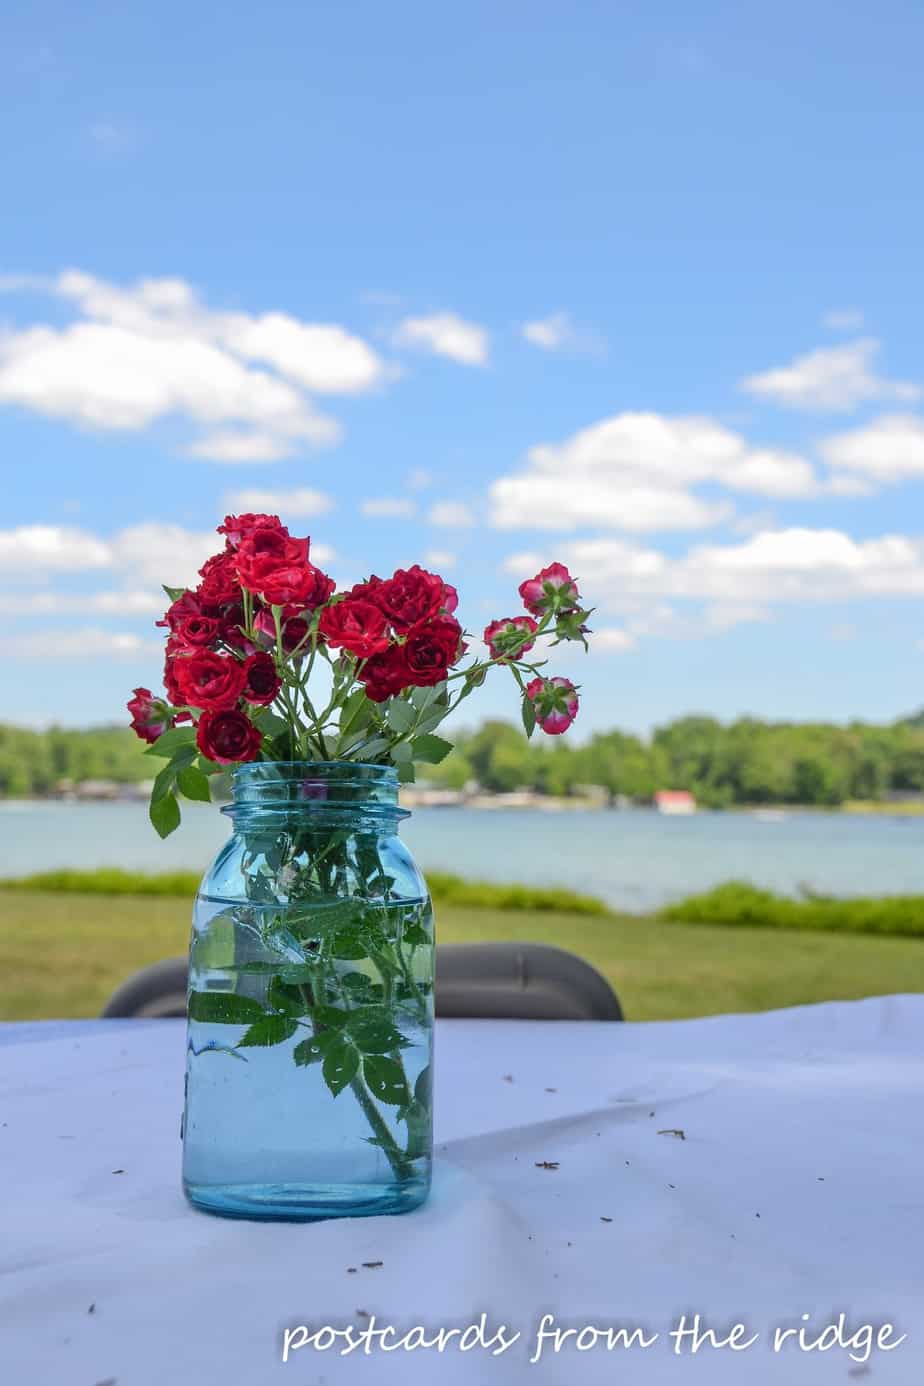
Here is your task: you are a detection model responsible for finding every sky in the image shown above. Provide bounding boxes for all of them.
[2,0,924,737]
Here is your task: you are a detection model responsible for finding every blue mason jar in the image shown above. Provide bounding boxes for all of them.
[182,762,433,1221]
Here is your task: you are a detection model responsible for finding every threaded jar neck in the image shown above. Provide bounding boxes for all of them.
[223,760,407,828]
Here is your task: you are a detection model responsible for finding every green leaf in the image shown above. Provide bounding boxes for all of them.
[267,976,305,1016]
[390,738,413,763]
[402,922,429,946]
[414,1063,432,1107]
[312,1004,349,1028]
[521,696,537,739]
[149,789,181,838]
[162,584,186,603]
[293,1034,330,1067]
[410,733,453,765]
[363,1054,410,1107]
[278,963,321,985]
[413,708,449,736]
[351,736,390,760]
[396,760,416,784]
[322,1035,360,1096]
[196,756,224,776]
[345,1006,410,1054]
[188,991,266,1025]
[385,698,416,733]
[144,727,198,760]
[237,1014,299,1048]
[254,710,290,737]
[176,764,211,804]
[328,927,368,960]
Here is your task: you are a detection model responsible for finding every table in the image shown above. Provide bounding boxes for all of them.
[1,998,922,1385]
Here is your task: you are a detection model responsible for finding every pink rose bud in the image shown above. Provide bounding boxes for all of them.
[483,615,539,661]
[127,687,176,744]
[518,563,580,617]
[525,675,579,735]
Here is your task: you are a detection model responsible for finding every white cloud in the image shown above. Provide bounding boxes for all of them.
[703,602,772,630]
[428,501,475,528]
[423,549,457,570]
[110,524,219,587]
[361,498,417,519]
[0,270,386,461]
[222,486,334,518]
[0,590,164,616]
[505,526,924,609]
[521,311,604,355]
[392,313,488,367]
[741,339,919,412]
[820,414,924,483]
[490,411,818,533]
[522,312,575,351]
[591,626,636,652]
[406,468,433,491]
[0,525,111,574]
[6,627,159,659]
[823,308,864,332]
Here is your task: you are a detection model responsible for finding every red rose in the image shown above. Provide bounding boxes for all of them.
[171,651,245,710]
[358,645,411,703]
[376,565,451,632]
[196,551,240,607]
[484,615,538,661]
[266,562,334,610]
[217,513,284,549]
[441,582,459,614]
[525,675,579,735]
[174,614,220,648]
[519,563,579,617]
[347,575,385,603]
[235,528,309,593]
[163,654,185,706]
[241,652,281,706]
[403,614,463,686]
[319,599,389,659]
[196,708,262,765]
[157,590,206,633]
[127,687,174,744]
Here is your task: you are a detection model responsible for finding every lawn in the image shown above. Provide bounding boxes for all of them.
[1,888,921,1023]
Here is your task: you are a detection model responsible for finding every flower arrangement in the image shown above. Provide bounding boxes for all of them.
[128,512,592,834]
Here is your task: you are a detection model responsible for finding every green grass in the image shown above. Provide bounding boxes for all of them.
[661,880,924,937]
[2,867,609,915]
[2,887,922,1024]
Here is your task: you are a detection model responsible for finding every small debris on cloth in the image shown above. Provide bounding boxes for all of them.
[535,1161,559,1170]
[346,1267,357,1274]
[544,1087,557,1093]
[656,1129,685,1141]
[361,1261,383,1269]
[600,1216,613,1223]
[502,1075,514,1083]
[111,1169,125,1174]
[356,1310,370,1319]
[87,1303,96,1315]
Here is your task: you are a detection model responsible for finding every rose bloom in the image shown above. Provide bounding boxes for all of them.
[217,513,284,549]
[241,652,281,706]
[357,645,411,703]
[196,708,262,764]
[403,614,463,686]
[157,590,205,633]
[257,561,333,608]
[127,687,175,744]
[318,598,389,659]
[234,528,309,594]
[483,615,538,661]
[346,574,385,603]
[196,551,240,608]
[174,614,220,648]
[519,563,580,617]
[525,675,579,735]
[375,565,453,632]
[171,651,245,711]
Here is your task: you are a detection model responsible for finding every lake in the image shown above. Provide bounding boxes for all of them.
[1,800,922,911]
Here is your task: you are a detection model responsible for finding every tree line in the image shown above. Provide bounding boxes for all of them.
[2,712,924,808]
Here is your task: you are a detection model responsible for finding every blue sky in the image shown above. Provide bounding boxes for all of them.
[2,0,924,736]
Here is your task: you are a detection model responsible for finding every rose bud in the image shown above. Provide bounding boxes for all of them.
[525,676,580,736]
[518,563,580,617]
[196,708,262,765]
[484,615,538,661]
[127,688,175,744]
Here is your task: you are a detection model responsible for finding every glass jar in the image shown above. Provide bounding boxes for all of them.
[181,761,433,1221]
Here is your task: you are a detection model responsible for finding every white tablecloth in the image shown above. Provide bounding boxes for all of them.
[1,999,922,1385]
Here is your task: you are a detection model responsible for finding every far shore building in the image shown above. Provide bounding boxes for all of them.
[654,789,696,815]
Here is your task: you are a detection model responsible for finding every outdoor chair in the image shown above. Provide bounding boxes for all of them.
[101,942,623,1022]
